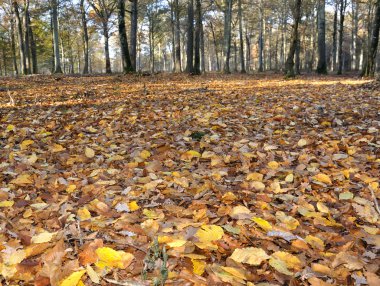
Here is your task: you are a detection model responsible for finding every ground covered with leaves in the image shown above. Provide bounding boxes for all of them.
[0,74,379,286]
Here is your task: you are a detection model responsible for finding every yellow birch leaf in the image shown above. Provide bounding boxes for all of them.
[86,264,100,284]
[20,139,34,150]
[140,150,151,159]
[268,161,279,170]
[66,185,76,193]
[60,270,86,286]
[229,247,270,265]
[77,208,91,221]
[85,147,95,158]
[195,225,224,242]
[10,173,33,185]
[252,217,272,231]
[313,173,332,185]
[31,232,57,244]
[128,201,140,211]
[95,247,134,269]
[0,200,14,207]
[167,239,187,248]
[271,251,302,270]
[51,144,66,152]
[285,173,294,183]
[192,259,206,276]
[305,235,325,250]
[246,172,263,181]
[316,202,330,214]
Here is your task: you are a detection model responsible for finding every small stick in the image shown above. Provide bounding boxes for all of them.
[369,186,380,216]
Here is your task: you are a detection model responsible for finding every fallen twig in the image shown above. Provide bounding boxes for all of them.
[369,186,380,216]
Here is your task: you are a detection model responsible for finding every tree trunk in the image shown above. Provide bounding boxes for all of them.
[331,1,338,71]
[24,0,31,74]
[285,0,302,77]
[52,0,62,73]
[186,0,194,73]
[27,11,38,74]
[317,0,327,74]
[130,0,138,71]
[174,0,181,71]
[118,0,134,73]
[210,21,220,71]
[337,0,347,75]
[103,22,112,73]
[363,0,380,76]
[295,38,300,74]
[223,0,232,73]
[10,12,19,75]
[258,0,264,72]
[80,0,89,74]
[170,0,176,71]
[13,1,27,75]
[201,22,206,72]
[238,0,245,73]
[194,0,201,74]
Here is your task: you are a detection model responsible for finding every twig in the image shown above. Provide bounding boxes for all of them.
[76,220,84,246]
[369,186,380,216]
[103,277,148,286]
[7,89,15,106]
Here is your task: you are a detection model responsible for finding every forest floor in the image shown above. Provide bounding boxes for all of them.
[0,74,379,286]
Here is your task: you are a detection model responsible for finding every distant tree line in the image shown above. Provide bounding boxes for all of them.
[0,0,379,77]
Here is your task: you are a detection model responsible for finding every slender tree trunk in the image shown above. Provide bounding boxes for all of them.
[238,0,245,73]
[210,21,220,71]
[363,0,380,76]
[118,0,134,73]
[23,0,31,74]
[317,0,327,74]
[331,1,338,71]
[258,0,264,71]
[194,0,201,74]
[102,22,112,73]
[170,0,176,71]
[130,0,138,70]
[10,14,18,75]
[223,0,232,73]
[52,0,62,73]
[80,0,89,74]
[186,0,194,73]
[174,0,181,71]
[246,32,251,71]
[295,38,300,74]
[13,1,27,75]
[27,11,37,74]
[200,22,206,72]
[337,0,347,75]
[285,0,302,77]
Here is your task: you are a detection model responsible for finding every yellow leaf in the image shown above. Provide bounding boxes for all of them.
[230,205,252,219]
[246,172,263,181]
[27,153,38,164]
[60,270,86,286]
[269,257,293,275]
[297,139,308,147]
[9,250,26,265]
[167,239,187,248]
[305,235,325,250]
[271,251,302,271]
[276,211,300,230]
[77,208,91,221]
[192,259,206,276]
[0,200,14,207]
[10,173,33,185]
[51,144,66,152]
[268,161,279,170]
[220,266,247,280]
[86,264,100,284]
[128,201,140,211]
[285,173,294,183]
[66,185,76,193]
[195,225,224,242]
[20,139,34,150]
[31,232,57,244]
[140,150,151,159]
[95,247,134,269]
[313,173,332,185]
[316,202,330,214]
[361,225,378,235]
[181,150,201,161]
[252,217,272,231]
[230,247,270,266]
[221,192,237,204]
[6,124,15,131]
[85,147,95,158]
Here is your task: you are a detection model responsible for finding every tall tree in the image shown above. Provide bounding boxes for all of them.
[23,0,30,74]
[331,0,338,71]
[363,0,380,76]
[117,0,134,73]
[258,0,264,72]
[193,0,201,74]
[12,1,27,74]
[186,0,194,73]
[10,8,18,75]
[80,0,89,74]
[89,0,117,74]
[223,0,232,73]
[51,0,62,73]
[284,0,302,77]
[316,0,327,74]
[337,0,347,75]
[238,0,245,73]
[27,10,37,74]
[130,0,138,70]
[173,0,181,72]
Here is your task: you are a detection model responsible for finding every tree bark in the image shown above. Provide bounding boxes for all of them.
[223,0,232,73]
[210,21,220,71]
[103,22,112,73]
[80,0,89,74]
[363,0,380,76]
[317,0,327,74]
[10,11,19,75]
[186,0,194,73]
[27,10,38,74]
[13,1,27,75]
[23,0,31,74]
[337,0,347,75]
[194,0,201,74]
[284,0,302,77]
[331,1,338,71]
[174,0,181,71]
[118,0,134,73]
[258,0,264,71]
[130,0,138,70]
[52,0,62,73]
[238,0,245,73]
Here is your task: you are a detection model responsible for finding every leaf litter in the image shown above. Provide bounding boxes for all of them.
[0,74,379,285]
